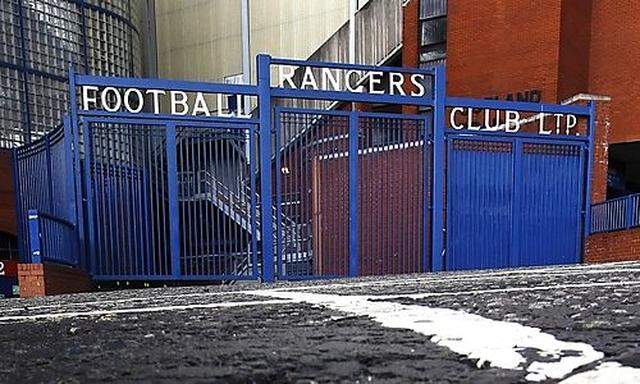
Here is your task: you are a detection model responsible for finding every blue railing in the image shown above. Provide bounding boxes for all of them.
[590,193,640,233]
[27,210,80,266]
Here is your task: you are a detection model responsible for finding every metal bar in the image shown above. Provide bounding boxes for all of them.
[270,57,435,75]
[258,54,275,282]
[431,65,446,271]
[14,0,32,144]
[274,109,284,278]
[422,116,431,272]
[68,68,87,270]
[249,127,259,279]
[75,74,260,95]
[446,96,592,116]
[0,60,68,82]
[510,140,523,267]
[12,148,25,262]
[584,101,596,240]
[348,112,359,277]
[270,88,435,106]
[81,119,96,275]
[445,130,589,143]
[166,123,181,278]
[27,210,42,264]
[79,111,259,126]
[275,107,351,117]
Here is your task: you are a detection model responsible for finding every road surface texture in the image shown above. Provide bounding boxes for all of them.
[1,261,639,383]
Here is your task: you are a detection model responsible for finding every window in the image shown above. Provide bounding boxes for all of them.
[419,0,447,68]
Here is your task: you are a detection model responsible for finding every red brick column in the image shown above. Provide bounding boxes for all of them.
[590,100,611,204]
[561,95,611,203]
[18,263,92,298]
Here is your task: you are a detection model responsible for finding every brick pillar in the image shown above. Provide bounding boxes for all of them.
[561,94,611,203]
[591,100,611,203]
[402,0,420,115]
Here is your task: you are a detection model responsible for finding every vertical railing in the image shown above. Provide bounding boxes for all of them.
[14,119,78,265]
[27,209,80,266]
[590,193,640,233]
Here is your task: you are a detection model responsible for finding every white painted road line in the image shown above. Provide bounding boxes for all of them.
[280,265,640,292]
[375,280,640,300]
[250,289,635,382]
[0,289,251,313]
[0,299,291,322]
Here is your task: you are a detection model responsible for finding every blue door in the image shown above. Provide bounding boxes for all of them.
[516,142,584,266]
[446,138,585,270]
[446,139,514,270]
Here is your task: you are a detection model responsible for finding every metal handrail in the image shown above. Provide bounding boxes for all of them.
[590,193,640,233]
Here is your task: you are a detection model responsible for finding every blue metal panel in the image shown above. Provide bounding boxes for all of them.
[446,139,513,270]
[517,143,584,266]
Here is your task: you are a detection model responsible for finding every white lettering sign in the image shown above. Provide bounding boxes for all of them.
[274,65,428,97]
[449,108,578,135]
[79,86,251,118]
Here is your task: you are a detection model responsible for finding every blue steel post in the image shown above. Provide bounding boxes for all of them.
[422,116,432,272]
[45,135,54,213]
[12,149,25,262]
[583,101,596,241]
[348,112,359,277]
[166,122,181,279]
[249,126,259,279]
[510,140,523,267]
[63,116,75,221]
[274,109,283,278]
[81,118,96,274]
[257,54,275,282]
[431,65,446,272]
[68,67,87,270]
[27,210,42,264]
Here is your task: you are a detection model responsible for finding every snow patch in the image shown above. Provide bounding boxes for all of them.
[559,362,640,384]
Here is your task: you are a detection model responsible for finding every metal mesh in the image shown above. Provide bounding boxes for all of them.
[0,0,143,148]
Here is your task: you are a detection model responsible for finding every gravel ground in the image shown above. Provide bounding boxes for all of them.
[1,261,639,383]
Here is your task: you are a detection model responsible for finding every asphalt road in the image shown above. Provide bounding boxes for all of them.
[1,262,639,383]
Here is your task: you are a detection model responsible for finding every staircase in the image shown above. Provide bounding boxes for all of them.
[178,169,307,277]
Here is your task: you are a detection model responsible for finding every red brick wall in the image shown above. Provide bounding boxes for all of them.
[589,1,640,143]
[585,228,640,263]
[0,149,17,236]
[313,147,424,276]
[557,0,592,101]
[446,0,563,102]
[18,263,92,298]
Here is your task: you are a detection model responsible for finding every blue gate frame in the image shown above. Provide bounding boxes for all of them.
[12,54,596,282]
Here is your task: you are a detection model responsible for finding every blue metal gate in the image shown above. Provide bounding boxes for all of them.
[442,98,593,271]
[12,55,597,282]
[82,118,259,280]
[273,108,432,280]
